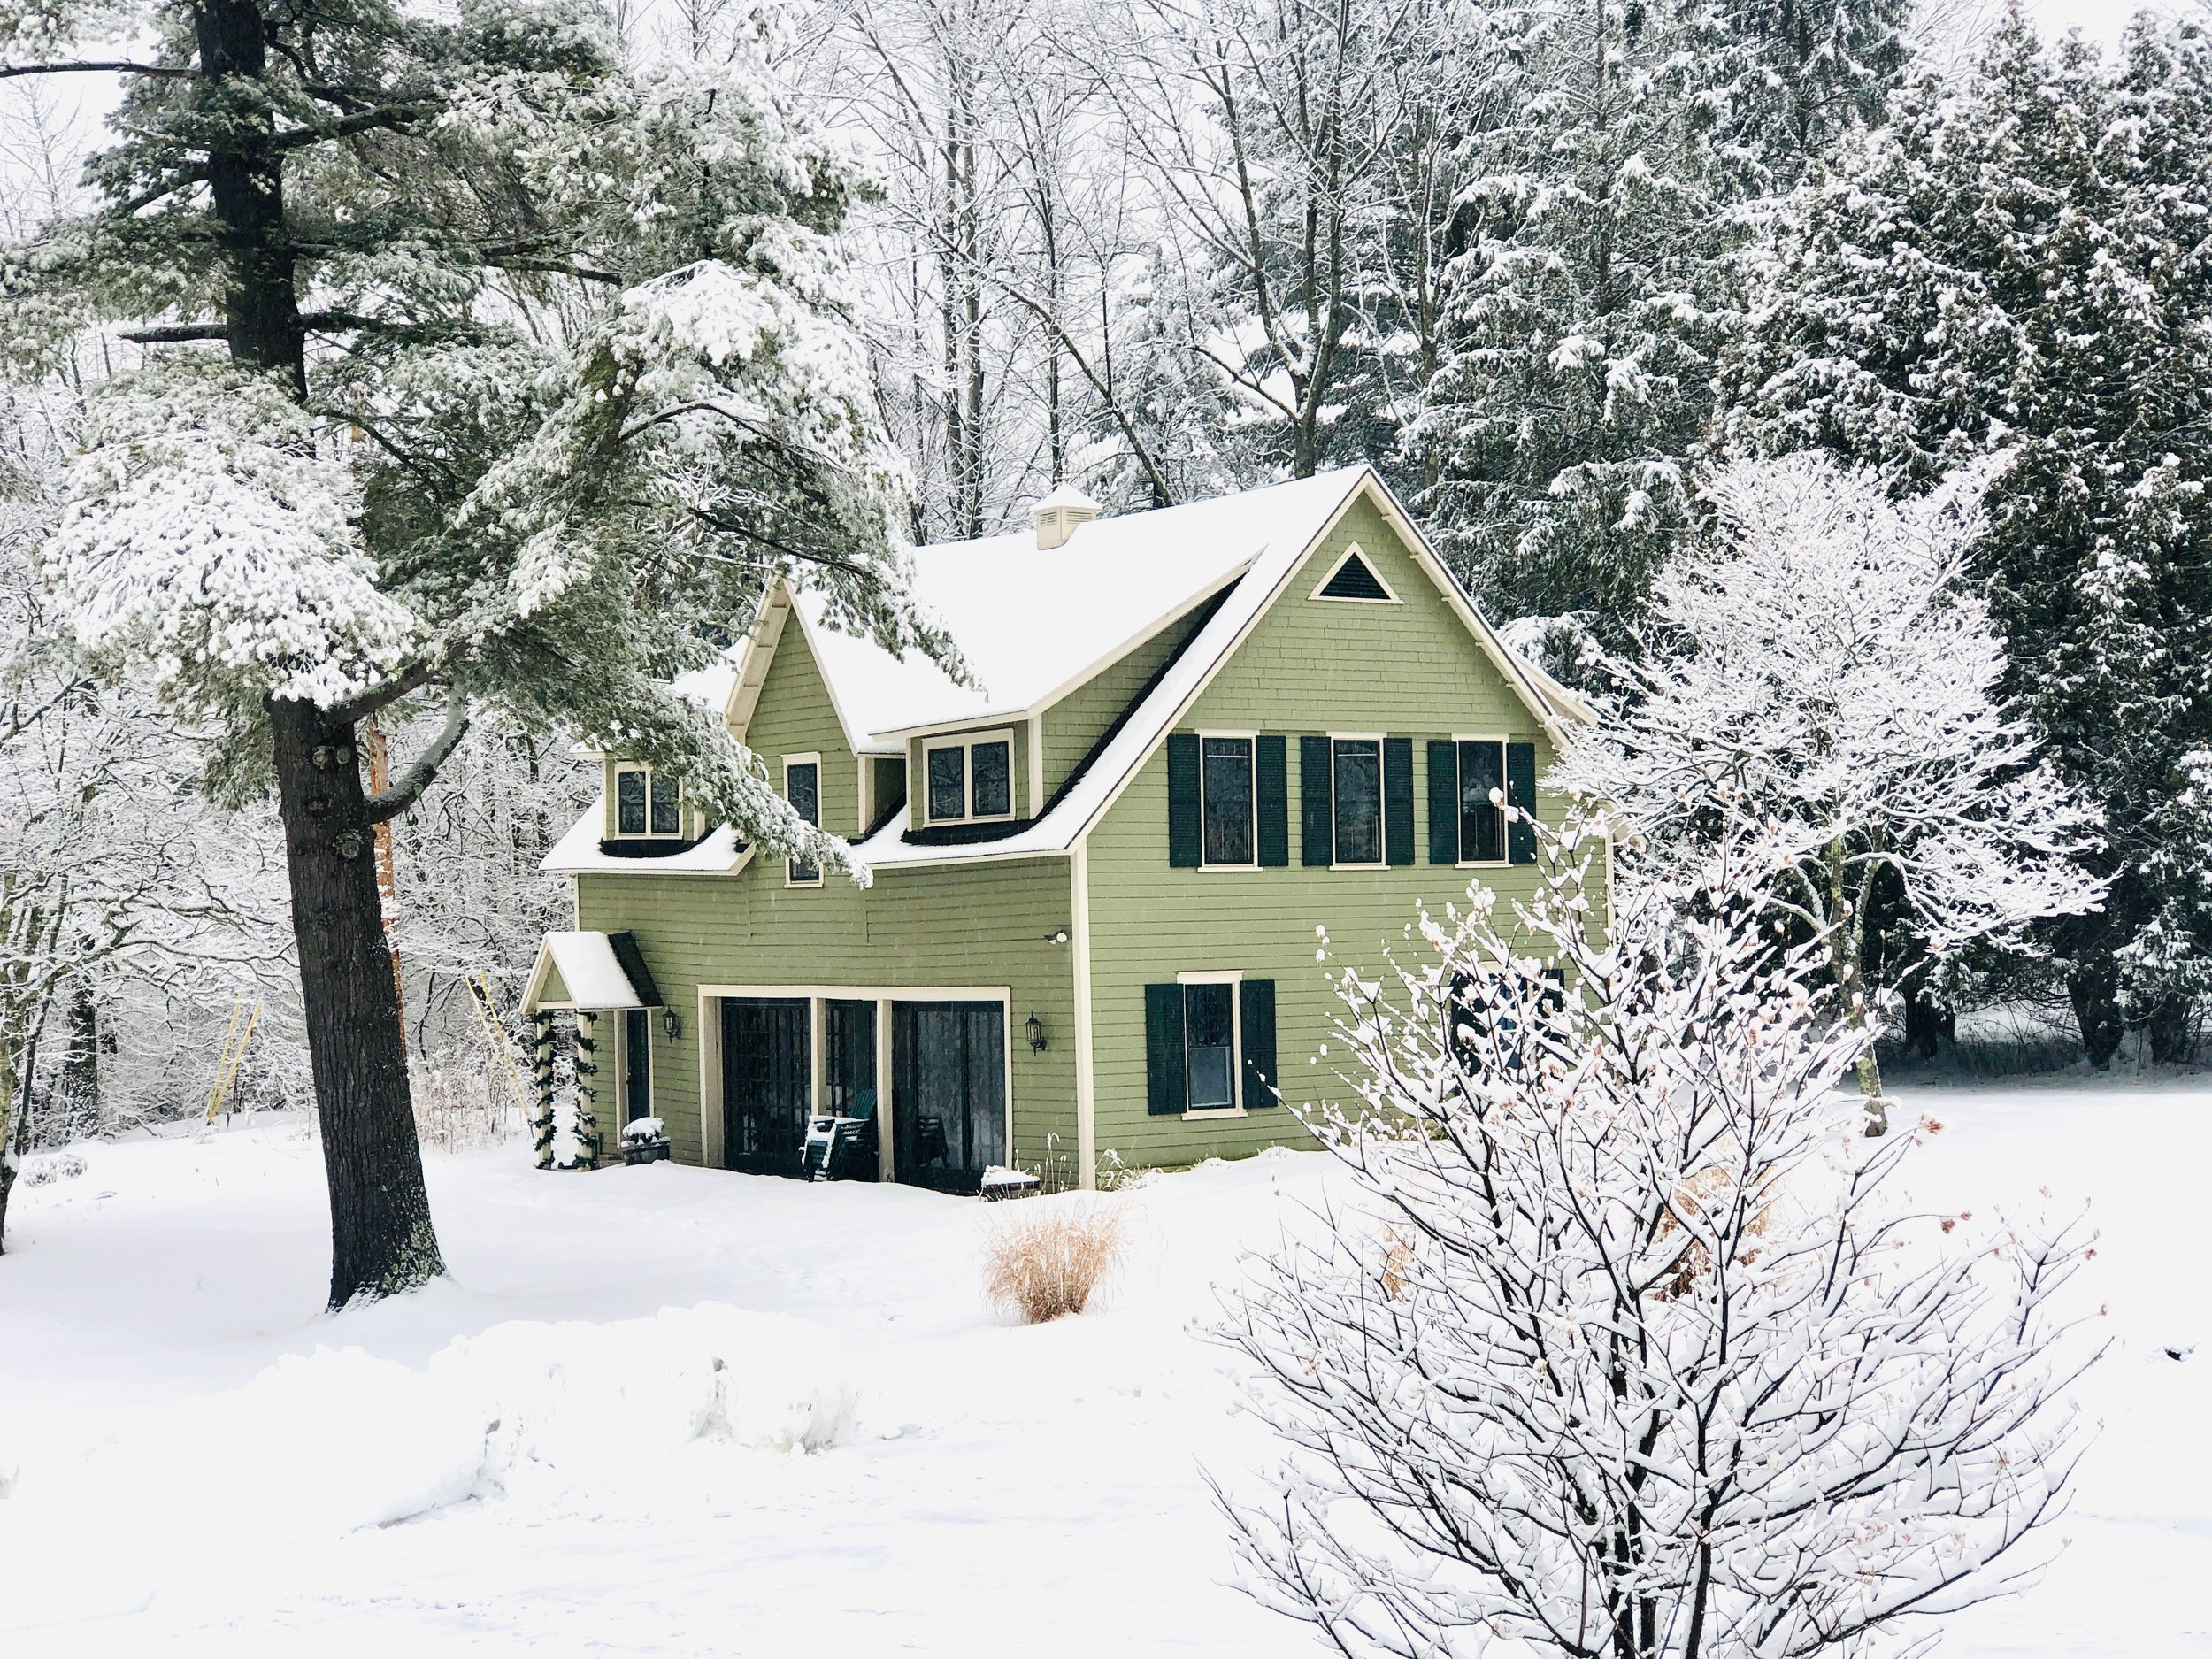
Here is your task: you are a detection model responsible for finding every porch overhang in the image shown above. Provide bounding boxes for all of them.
[521,930,664,1015]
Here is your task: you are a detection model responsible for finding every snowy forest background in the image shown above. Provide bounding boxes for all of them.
[3,0,2209,1149]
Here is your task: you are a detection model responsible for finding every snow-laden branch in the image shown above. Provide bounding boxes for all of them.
[364,693,469,826]
[1214,815,2102,1659]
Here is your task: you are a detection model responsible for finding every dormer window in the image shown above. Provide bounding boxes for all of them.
[614,764,682,837]
[922,730,1015,825]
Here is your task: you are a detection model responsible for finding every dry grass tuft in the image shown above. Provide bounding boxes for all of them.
[981,1193,1133,1324]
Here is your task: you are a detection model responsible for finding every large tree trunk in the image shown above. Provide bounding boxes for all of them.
[2146,996,2198,1067]
[270,697,445,1306]
[2070,964,2124,1069]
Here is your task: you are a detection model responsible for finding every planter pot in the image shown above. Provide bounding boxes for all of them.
[621,1138,672,1166]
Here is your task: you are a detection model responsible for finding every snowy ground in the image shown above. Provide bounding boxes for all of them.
[0,1079,2205,1658]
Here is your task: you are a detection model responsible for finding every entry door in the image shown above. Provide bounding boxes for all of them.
[891,1002,1006,1193]
[721,998,811,1176]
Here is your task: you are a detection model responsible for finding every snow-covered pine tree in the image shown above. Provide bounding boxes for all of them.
[1728,12,2212,1064]
[0,0,936,1305]
[1555,453,2102,1130]
[1217,814,2099,1658]
[1407,0,1912,654]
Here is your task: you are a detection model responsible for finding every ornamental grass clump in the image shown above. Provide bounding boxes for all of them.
[982,1194,1133,1324]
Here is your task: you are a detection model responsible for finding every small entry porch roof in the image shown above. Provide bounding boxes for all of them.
[521,930,664,1015]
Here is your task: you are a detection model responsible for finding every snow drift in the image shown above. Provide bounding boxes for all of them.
[7,1302,855,1543]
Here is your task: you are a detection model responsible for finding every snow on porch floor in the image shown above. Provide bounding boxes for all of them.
[0,1079,2205,1658]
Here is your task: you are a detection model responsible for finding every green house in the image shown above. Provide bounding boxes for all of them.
[521,466,1599,1191]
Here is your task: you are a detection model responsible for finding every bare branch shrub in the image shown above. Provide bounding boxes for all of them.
[1214,813,2101,1659]
[981,1193,1133,1324]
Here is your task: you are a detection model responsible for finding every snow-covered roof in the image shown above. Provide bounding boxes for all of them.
[523,930,658,1012]
[541,808,755,878]
[557,465,1588,876]
[704,470,1366,752]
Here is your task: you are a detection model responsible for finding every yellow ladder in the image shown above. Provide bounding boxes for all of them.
[467,972,530,1113]
[204,999,262,1123]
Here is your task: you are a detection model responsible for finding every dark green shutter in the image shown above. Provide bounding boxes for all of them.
[1383,738,1414,865]
[1300,736,1333,866]
[1167,733,1202,868]
[1256,735,1288,867]
[1145,983,1187,1115]
[1507,741,1538,864]
[1240,979,1278,1109]
[1427,741,1459,864]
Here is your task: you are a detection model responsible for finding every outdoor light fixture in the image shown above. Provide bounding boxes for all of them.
[1025,1011,1048,1053]
[662,1007,682,1041]
[1044,928,1070,944]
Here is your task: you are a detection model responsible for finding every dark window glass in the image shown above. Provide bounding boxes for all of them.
[1333,739,1382,864]
[1202,737,1255,864]
[1184,982,1235,1109]
[972,740,1012,817]
[649,773,680,836]
[787,761,819,882]
[622,1007,651,1121]
[616,767,648,835]
[1459,740,1504,863]
[928,746,966,821]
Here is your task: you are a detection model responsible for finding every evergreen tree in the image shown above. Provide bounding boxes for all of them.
[1729,12,2212,1064]
[0,0,932,1303]
[1406,0,1910,651]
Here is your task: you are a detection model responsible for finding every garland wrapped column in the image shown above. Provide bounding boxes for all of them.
[530,1010,557,1170]
[572,1012,601,1171]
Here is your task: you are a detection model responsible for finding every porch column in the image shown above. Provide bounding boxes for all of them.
[875,996,895,1181]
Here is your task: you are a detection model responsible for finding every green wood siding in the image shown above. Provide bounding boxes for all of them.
[1082,495,1602,1170]
[576,856,1079,1171]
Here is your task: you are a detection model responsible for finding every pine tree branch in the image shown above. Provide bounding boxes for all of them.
[0,61,196,81]
[364,693,470,826]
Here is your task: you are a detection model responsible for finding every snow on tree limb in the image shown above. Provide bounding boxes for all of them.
[43,363,420,712]
[1214,815,2101,1658]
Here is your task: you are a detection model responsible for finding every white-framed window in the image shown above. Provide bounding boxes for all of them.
[1329,733,1386,869]
[1452,734,1509,865]
[613,763,684,838]
[1199,732,1256,868]
[1177,970,1243,1118]
[785,753,821,886]
[921,729,1016,826]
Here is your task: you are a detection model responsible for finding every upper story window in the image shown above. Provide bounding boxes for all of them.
[785,754,821,885]
[1456,738,1505,864]
[922,730,1015,826]
[614,764,683,837]
[1332,737,1383,866]
[1202,736,1255,866]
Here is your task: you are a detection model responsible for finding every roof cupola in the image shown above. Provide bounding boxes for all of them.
[1032,481,1102,550]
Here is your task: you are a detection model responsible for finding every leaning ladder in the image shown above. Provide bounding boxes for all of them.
[204,999,262,1124]
[466,972,530,1115]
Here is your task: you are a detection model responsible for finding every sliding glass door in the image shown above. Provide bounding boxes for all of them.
[891,1002,1006,1194]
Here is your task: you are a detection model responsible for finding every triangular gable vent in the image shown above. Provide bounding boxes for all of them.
[1313,544,1397,603]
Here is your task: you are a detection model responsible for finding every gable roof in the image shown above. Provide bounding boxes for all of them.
[566,465,1590,876]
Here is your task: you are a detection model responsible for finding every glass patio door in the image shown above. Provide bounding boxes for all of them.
[890,1002,1006,1193]
[720,997,811,1175]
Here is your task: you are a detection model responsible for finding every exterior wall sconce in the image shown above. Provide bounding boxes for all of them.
[662,1007,682,1041]
[1044,929,1070,944]
[1025,1011,1048,1053]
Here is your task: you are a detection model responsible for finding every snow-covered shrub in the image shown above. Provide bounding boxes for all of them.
[1216,814,2099,1659]
[18,1149,86,1187]
[981,1193,1133,1323]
